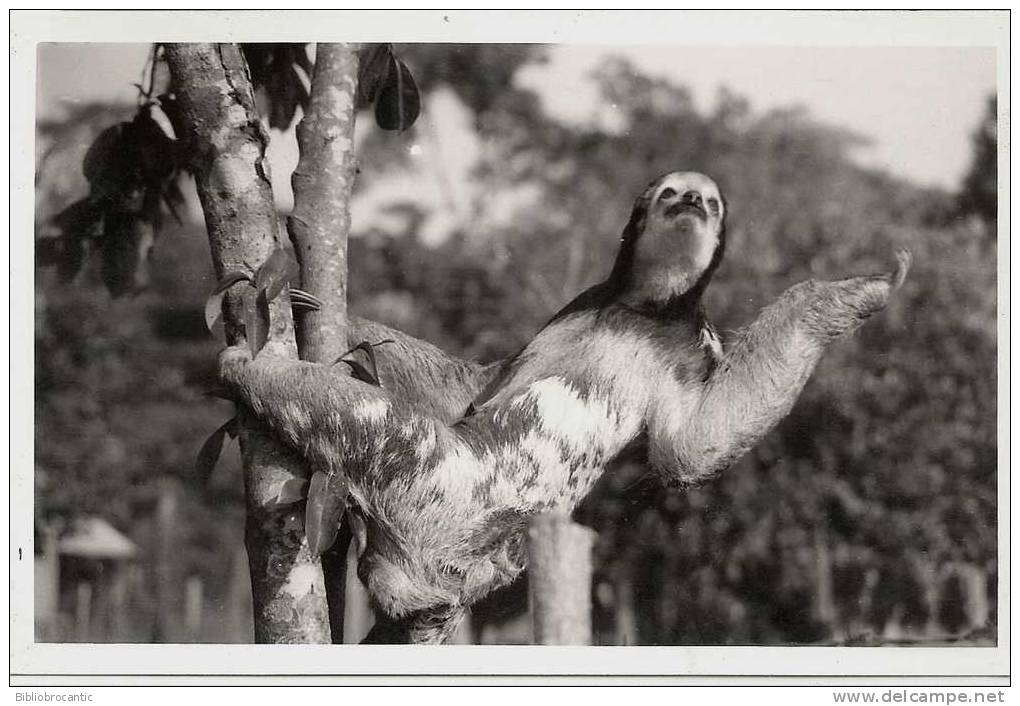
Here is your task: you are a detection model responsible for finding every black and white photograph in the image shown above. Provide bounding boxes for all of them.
[10,9,1009,688]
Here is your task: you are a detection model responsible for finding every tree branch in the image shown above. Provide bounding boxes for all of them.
[165,42,330,644]
[286,42,361,643]
[289,44,359,365]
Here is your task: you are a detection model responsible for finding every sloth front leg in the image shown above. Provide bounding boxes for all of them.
[219,346,410,475]
[651,250,910,482]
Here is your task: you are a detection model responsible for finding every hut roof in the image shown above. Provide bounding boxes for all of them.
[58,517,137,560]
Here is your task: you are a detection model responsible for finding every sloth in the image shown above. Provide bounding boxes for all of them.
[219,171,910,643]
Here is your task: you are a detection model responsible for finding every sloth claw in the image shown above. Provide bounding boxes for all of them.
[890,248,912,290]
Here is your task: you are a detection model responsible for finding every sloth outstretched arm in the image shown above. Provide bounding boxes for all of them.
[647,251,910,484]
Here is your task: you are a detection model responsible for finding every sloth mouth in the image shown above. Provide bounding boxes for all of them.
[665,202,707,220]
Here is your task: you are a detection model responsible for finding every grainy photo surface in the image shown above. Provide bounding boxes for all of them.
[13,9,1006,682]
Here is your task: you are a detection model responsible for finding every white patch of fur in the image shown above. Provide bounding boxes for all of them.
[528,377,628,456]
[413,422,438,462]
[283,400,311,431]
[353,397,389,426]
[430,443,481,501]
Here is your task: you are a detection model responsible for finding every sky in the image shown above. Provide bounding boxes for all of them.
[37,43,995,189]
[36,42,996,244]
[519,45,996,190]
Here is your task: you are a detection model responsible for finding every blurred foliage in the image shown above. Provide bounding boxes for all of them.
[34,45,996,644]
[959,95,997,227]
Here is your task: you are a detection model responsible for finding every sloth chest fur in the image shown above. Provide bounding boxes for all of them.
[463,375,642,508]
[343,316,706,616]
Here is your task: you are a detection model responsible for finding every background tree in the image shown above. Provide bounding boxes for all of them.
[959,95,997,229]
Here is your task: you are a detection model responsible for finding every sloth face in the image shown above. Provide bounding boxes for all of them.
[627,171,725,303]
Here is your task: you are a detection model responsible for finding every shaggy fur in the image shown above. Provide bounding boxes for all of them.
[220,172,909,643]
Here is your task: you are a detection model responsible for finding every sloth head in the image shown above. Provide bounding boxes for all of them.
[611,171,726,307]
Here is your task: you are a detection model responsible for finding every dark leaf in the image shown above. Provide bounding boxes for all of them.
[156,92,183,135]
[240,44,275,87]
[101,212,154,297]
[142,186,164,233]
[35,236,66,267]
[195,416,237,484]
[255,248,294,302]
[243,292,259,358]
[58,235,87,282]
[347,509,367,558]
[132,106,176,184]
[256,287,271,348]
[243,289,270,357]
[290,43,313,77]
[274,476,309,506]
[83,122,137,197]
[213,270,253,295]
[341,358,380,387]
[53,198,103,239]
[265,65,304,130]
[375,57,420,131]
[39,234,88,282]
[306,470,349,555]
[162,179,185,225]
[356,43,393,109]
[205,271,252,335]
[204,291,226,335]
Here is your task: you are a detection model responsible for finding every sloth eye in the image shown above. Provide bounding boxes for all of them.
[706,197,721,214]
[658,188,678,201]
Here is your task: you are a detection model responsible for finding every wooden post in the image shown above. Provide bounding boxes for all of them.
[527,513,595,645]
[185,575,204,641]
[34,523,60,639]
[74,581,92,642]
[109,565,128,642]
[153,477,178,643]
[813,525,837,635]
[614,574,637,646]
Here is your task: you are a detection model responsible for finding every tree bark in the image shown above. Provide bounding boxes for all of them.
[527,513,595,645]
[165,42,330,644]
[289,43,359,364]
[287,43,361,643]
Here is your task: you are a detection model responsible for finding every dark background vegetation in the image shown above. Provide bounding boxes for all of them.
[33,45,998,644]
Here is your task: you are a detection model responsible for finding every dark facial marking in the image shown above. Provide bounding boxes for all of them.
[664,200,707,220]
[680,190,703,207]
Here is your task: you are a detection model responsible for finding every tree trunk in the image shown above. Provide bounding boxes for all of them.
[165,42,330,644]
[527,513,595,645]
[286,42,361,643]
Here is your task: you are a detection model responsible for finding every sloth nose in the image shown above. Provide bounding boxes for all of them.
[681,190,703,207]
